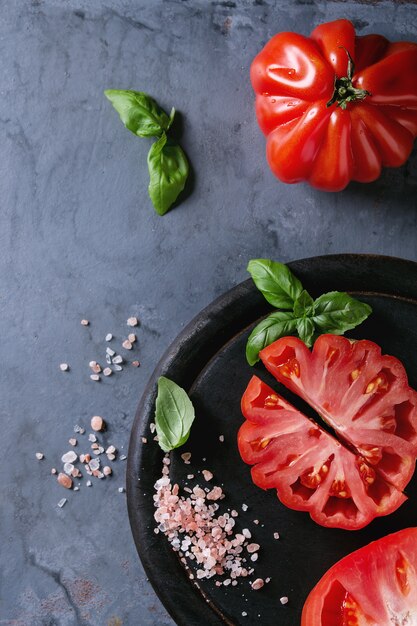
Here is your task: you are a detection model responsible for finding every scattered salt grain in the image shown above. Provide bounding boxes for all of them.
[127,317,138,327]
[106,347,115,357]
[61,451,77,464]
[122,340,132,350]
[89,361,102,374]
[86,480,92,487]
[89,458,100,471]
[132,360,140,367]
[274,532,280,540]
[81,319,89,326]
[90,374,100,382]
[35,452,44,460]
[57,498,67,508]
[242,612,247,617]
[202,470,213,482]
[251,578,264,591]
[280,597,289,605]
[106,445,116,454]
[89,434,97,443]
[73,486,79,491]
[119,454,127,461]
[63,463,74,475]
[57,473,72,489]
[181,452,191,463]
[141,437,148,444]
[187,474,194,480]
[51,468,57,475]
[219,435,224,443]
[103,367,112,377]
[69,438,77,447]
[242,529,251,539]
[112,355,123,364]
[128,333,137,343]
[253,519,259,525]
[250,553,258,562]
[107,453,116,461]
[118,487,125,493]
[242,504,248,512]
[91,416,104,432]
[105,333,113,341]
[103,466,112,476]
[60,363,69,372]
[114,364,123,371]
[247,543,260,554]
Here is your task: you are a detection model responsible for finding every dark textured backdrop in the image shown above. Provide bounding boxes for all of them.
[1,1,417,624]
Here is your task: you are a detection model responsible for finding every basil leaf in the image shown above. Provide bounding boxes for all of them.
[246,311,298,365]
[296,317,315,347]
[147,133,189,216]
[293,290,314,318]
[312,292,372,334]
[247,259,303,309]
[104,89,171,138]
[155,376,195,453]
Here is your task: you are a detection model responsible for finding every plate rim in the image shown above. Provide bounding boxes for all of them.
[126,253,417,626]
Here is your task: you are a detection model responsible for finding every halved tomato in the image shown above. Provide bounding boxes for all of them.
[301,528,417,625]
[238,335,417,529]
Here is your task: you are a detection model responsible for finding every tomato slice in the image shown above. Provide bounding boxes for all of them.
[238,335,417,529]
[239,376,406,530]
[261,335,417,493]
[301,528,417,625]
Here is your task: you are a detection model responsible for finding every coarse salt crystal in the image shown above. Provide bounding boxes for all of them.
[150,423,156,434]
[274,532,280,540]
[247,543,260,554]
[122,340,132,350]
[219,435,224,443]
[181,452,191,463]
[90,374,100,381]
[242,528,251,539]
[86,480,92,487]
[242,504,248,512]
[141,437,148,444]
[112,355,123,364]
[280,597,289,605]
[80,319,89,326]
[128,333,136,343]
[57,498,67,508]
[35,452,44,460]
[106,347,115,357]
[60,363,69,372]
[132,360,140,367]
[103,367,112,377]
[61,451,77,464]
[69,438,77,446]
[105,333,113,341]
[127,317,138,327]
[250,553,258,562]
[202,470,213,482]
[118,487,125,493]
[251,578,264,591]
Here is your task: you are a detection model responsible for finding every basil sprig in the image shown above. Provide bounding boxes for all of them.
[155,377,195,452]
[104,89,189,216]
[246,259,372,365]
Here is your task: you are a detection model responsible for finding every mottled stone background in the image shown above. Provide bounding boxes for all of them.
[1,0,416,624]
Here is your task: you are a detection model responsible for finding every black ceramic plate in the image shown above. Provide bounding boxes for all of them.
[127,254,417,626]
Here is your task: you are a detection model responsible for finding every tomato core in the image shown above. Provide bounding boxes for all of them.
[326,48,371,110]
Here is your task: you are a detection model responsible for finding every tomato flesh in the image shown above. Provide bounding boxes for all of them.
[302,528,417,625]
[238,335,417,529]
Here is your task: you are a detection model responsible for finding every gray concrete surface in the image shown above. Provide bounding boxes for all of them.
[1,0,417,624]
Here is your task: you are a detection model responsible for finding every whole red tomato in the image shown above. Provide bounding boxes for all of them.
[250,19,417,191]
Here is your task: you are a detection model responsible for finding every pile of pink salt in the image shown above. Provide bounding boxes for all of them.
[153,456,267,587]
